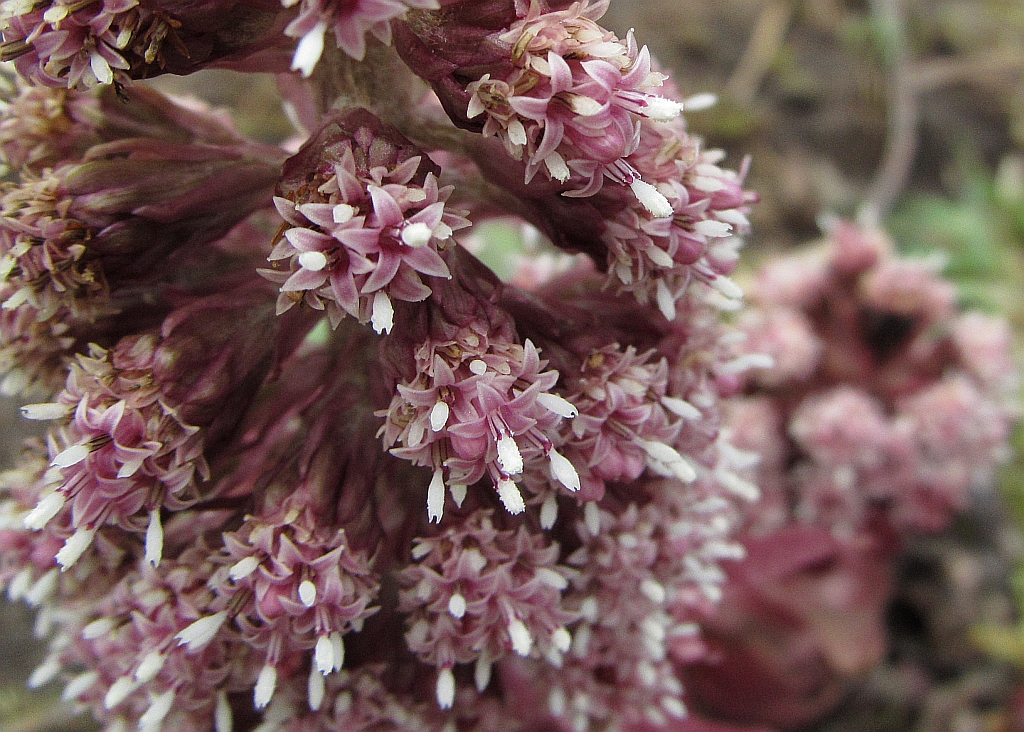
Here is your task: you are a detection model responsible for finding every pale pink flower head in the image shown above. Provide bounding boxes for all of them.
[19,283,291,574]
[284,0,439,75]
[1,0,289,89]
[398,509,577,704]
[266,108,468,333]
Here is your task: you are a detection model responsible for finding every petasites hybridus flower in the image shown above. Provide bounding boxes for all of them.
[0,0,289,89]
[681,221,1018,730]
[265,108,468,334]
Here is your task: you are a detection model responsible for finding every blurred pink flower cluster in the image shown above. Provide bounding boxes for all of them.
[680,221,1018,730]
[0,2,771,732]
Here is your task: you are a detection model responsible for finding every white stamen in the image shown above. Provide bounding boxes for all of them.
[7,567,32,602]
[661,397,702,420]
[175,611,228,651]
[330,631,345,671]
[298,250,328,271]
[449,482,467,508]
[55,526,96,570]
[640,579,667,604]
[24,568,57,606]
[545,152,571,182]
[719,471,761,502]
[475,654,493,692]
[710,275,744,300]
[104,676,138,709]
[291,21,327,78]
[537,392,578,418]
[254,664,277,710]
[314,634,334,675]
[138,689,175,732]
[718,353,774,375]
[496,479,525,514]
[42,5,69,22]
[643,96,683,121]
[663,696,687,718]
[552,627,572,653]
[299,580,317,608]
[436,667,455,709]
[508,618,533,656]
[215,691,233,732]
[52,443,89,468]
[540,493,558,529]
[411,541,431,560]
[639,439,684,465]
[90,52,113,85]
[694,219,733,238]
[308,665,325,711]
[535,567,568,590]
[580,597,599,622]
[463,548,487,573]
[683,92,718,111]
[507,119,528,146]
[548,449,580,492]
[333,203,356,223]
[24,491,65,530]
[61,671,98,702]
[656,279,676,321]
[19,403,69,420]
[429,401,450,431]
[631,179,673,218]
[82,617,115,640]
[135,650,166,683]
[549,688,567,717]
[468,359,487,375]
[145,510,163,568]
[496,433,523,475]
[671,458,697,483]
[584,502,601,537]
[447,593,467,618]
[27,657,60,689]
[568,94,604,116]
[370,291,394,335]
[427,468,445,524]
[401,222,433,248]
[229,555,260,581]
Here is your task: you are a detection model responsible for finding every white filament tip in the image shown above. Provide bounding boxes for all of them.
[254,664,277,710]
[401,222,433,248]
[496,479,525,515]
[631,179,673,218]
[291,21,327,78]
[298,579,317,608]
[436,667,455,709]
[371,291,394,335]
[548,449,580,492]
[145,510,163,568]
[427,468,445,524]
[496,433,524,475]
[298,250,328,272]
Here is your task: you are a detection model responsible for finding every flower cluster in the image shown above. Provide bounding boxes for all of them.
[680,221,1018,729]
[396,0,755,319]
[0,0,287,89]
[731,220,1016,536]
[0,1,767,731]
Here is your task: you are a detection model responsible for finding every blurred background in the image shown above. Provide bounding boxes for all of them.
[3,0,1024,730]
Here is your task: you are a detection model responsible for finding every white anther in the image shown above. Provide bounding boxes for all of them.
[298,250,328,271]
[299,580,317,608]
[401,222,433,248]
